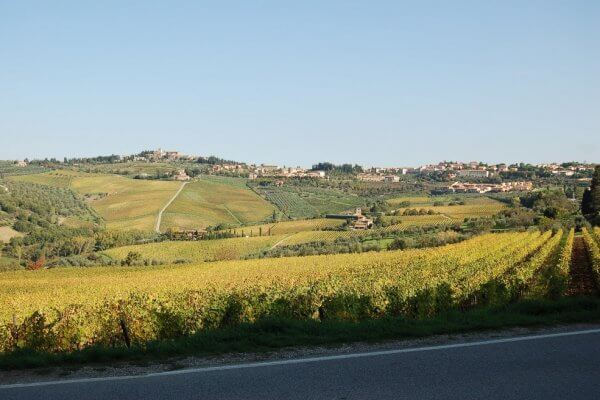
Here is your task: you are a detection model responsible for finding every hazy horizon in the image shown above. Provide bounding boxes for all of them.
[2,1,599,166]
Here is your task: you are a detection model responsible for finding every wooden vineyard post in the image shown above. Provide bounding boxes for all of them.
[120,318,131,348]
[10,314,18,348]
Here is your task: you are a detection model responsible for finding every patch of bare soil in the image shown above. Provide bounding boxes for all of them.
[567,237,599,296]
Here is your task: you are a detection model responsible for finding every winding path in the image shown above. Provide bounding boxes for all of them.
[269,233,294,250]
[154,182,189,233]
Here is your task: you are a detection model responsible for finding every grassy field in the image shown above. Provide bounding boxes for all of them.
[11,170,79,188]
[102,235,284,263]
[160,176,276,230]
[0,226,23,242]
[385,195,434,206]
[0,257,18,271]
[0,161,48,177]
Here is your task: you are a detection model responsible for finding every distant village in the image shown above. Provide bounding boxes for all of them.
[10,149,596,194]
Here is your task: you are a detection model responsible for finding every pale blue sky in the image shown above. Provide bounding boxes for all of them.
[1,1,599,166]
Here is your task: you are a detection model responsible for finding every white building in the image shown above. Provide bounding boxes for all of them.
[457,170,490,178]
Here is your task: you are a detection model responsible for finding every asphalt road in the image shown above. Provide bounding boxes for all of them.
[2,329,600,400]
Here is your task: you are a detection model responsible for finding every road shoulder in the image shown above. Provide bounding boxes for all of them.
[2,322,599,387]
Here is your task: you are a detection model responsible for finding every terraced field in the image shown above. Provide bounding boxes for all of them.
[160,177,276,230]
[257,186,366,218]
[11,171,277,231]
[102,235,285,263]
[11,170,80,188]
[12,171,182,231]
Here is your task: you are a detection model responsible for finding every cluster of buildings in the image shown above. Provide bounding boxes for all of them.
[539,163,595,177]
[133,148,196,162]
[357,167,413,182]
[357,173,401,182]
[172,169,191,181]
[417,161,516,177]
[447,181,534,194]
[246,165,327,180]
[211,163,328,179]
[359,161,596,181]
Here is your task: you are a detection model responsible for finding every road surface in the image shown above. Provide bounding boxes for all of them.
[2,328,600,400]
[154,181,188,233]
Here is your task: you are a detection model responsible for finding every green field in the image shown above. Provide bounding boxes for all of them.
[0,161,48,177]
[278,215,455,245]
[387,195,506,220]
[225,218,346,237]
[160,176,276,230]
[256,186,366,218]
[11,170,79,188]
[0,257,18,271]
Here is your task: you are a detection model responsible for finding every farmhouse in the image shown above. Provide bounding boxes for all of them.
[15,160,28,167]
[325,208,373,230]
[383,175,400,183]
[167,228,206,241]
[173,169,191,181]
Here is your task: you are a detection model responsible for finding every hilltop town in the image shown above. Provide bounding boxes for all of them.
[7,149,595,196]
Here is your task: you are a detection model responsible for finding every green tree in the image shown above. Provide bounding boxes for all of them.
[582,165,600,225]
[123,251,142,266]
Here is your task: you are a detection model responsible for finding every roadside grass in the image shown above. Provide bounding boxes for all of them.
[160,178,276,230]
[2,296,599,370]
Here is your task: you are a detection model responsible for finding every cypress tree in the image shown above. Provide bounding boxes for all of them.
[582,165,600,224]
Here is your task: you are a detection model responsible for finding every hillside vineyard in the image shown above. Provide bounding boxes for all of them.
[0,229,583,353]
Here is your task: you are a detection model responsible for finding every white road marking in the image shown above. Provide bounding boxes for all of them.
[2,327,600,390]
[154,181,189,233]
